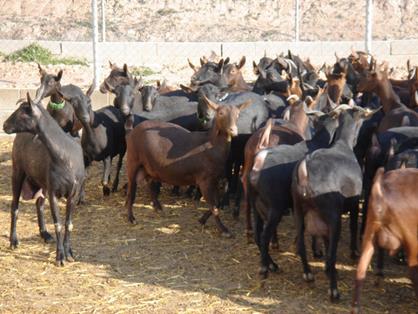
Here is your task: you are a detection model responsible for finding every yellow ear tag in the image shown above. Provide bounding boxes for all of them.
[227,134,232,142]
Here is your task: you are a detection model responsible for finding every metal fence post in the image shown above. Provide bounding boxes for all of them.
[295,0,300,42]
[92,0,100,87]
[101,0,106,42]
[365,0,373,53]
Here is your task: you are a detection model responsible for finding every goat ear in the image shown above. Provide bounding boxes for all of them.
[351,47,359,59]
[86,82,95,97]
[27,92,41,117]
[109,60,114,69]
[238,56,246,69]
[237,100,252,112]
[224,57,230,65]
[123,64,129,76]
[156,80,161,88]
[180,84,197,94]
[200,57,207,66]
[37,63,47,77]
[282,108,291,120]
[334,52,340,62]
[287,49,293,60]
[203,95,219,111]
[216,59,224,73]
[134,77,144,93]
[407,59,411,74]
[253,61,259,75]
[55,70,63,82]
[188,58,197,72]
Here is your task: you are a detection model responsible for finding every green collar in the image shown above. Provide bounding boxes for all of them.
[47,100,65,110]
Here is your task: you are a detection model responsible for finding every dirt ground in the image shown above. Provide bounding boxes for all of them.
[0,137,416,313]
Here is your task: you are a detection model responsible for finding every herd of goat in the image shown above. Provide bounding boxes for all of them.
[2,48,418,312]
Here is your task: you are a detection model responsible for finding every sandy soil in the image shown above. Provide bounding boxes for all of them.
[0,137,416,313]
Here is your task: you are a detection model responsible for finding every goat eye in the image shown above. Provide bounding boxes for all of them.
[48,80,54,86]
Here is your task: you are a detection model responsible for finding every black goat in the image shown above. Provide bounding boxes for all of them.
[3,93,85,266]
[58,84,126,196]
[292,106,379,301]
[248,110,339,280]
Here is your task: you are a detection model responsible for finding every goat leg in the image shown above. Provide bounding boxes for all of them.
[49,193,65,266]
[102,156,112,196]
[63,196,75,262]
[259,211,280,279]
[111,152,124,193]
[349,200,360,259]
[199,179,231,237]
[149,181,163,212]
[325,218,341,302]
[36,196,54,243]
[10,172,25,249]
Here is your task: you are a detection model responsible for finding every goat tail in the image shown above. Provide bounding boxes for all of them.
[371,167,385,198]
[257,118,273,150]
[294,158,312,199]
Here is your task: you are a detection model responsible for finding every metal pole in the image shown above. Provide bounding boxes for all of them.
[92,0,100,87]
[101,0,106,42]
[365,0,373,53]
[295,0,300,42]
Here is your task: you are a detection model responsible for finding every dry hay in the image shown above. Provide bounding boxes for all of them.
[0,137,416,313]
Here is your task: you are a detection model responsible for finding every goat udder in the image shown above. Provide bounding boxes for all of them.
[376,227,401,254]
[305,210,328,236]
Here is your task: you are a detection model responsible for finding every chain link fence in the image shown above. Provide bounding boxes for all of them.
[0,0,417,89]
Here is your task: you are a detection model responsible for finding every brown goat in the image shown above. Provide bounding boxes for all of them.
[125,97,251,236]
[352,167,418,312]
[357,63,418,132]
[222,56,251,92]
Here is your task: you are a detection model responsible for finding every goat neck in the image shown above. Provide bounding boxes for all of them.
[34,105,75,165]
[375,75,403,113]
[332,111,359,150]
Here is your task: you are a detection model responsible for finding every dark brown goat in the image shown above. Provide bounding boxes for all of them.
[352,167,418,312]
[125,96,251,236]
[99,61,134,93]
[35,65,82,136]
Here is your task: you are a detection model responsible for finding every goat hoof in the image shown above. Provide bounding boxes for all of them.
[268,262,279,273]
[258,267,268,280]
[128,216,137,225]
[56,252,65,267]
[103,186,111,196]
[329,288,340,302]
[303,272,314,282]
[41,231,54,243]
[10,239,19,249]
[351,305,361,314]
